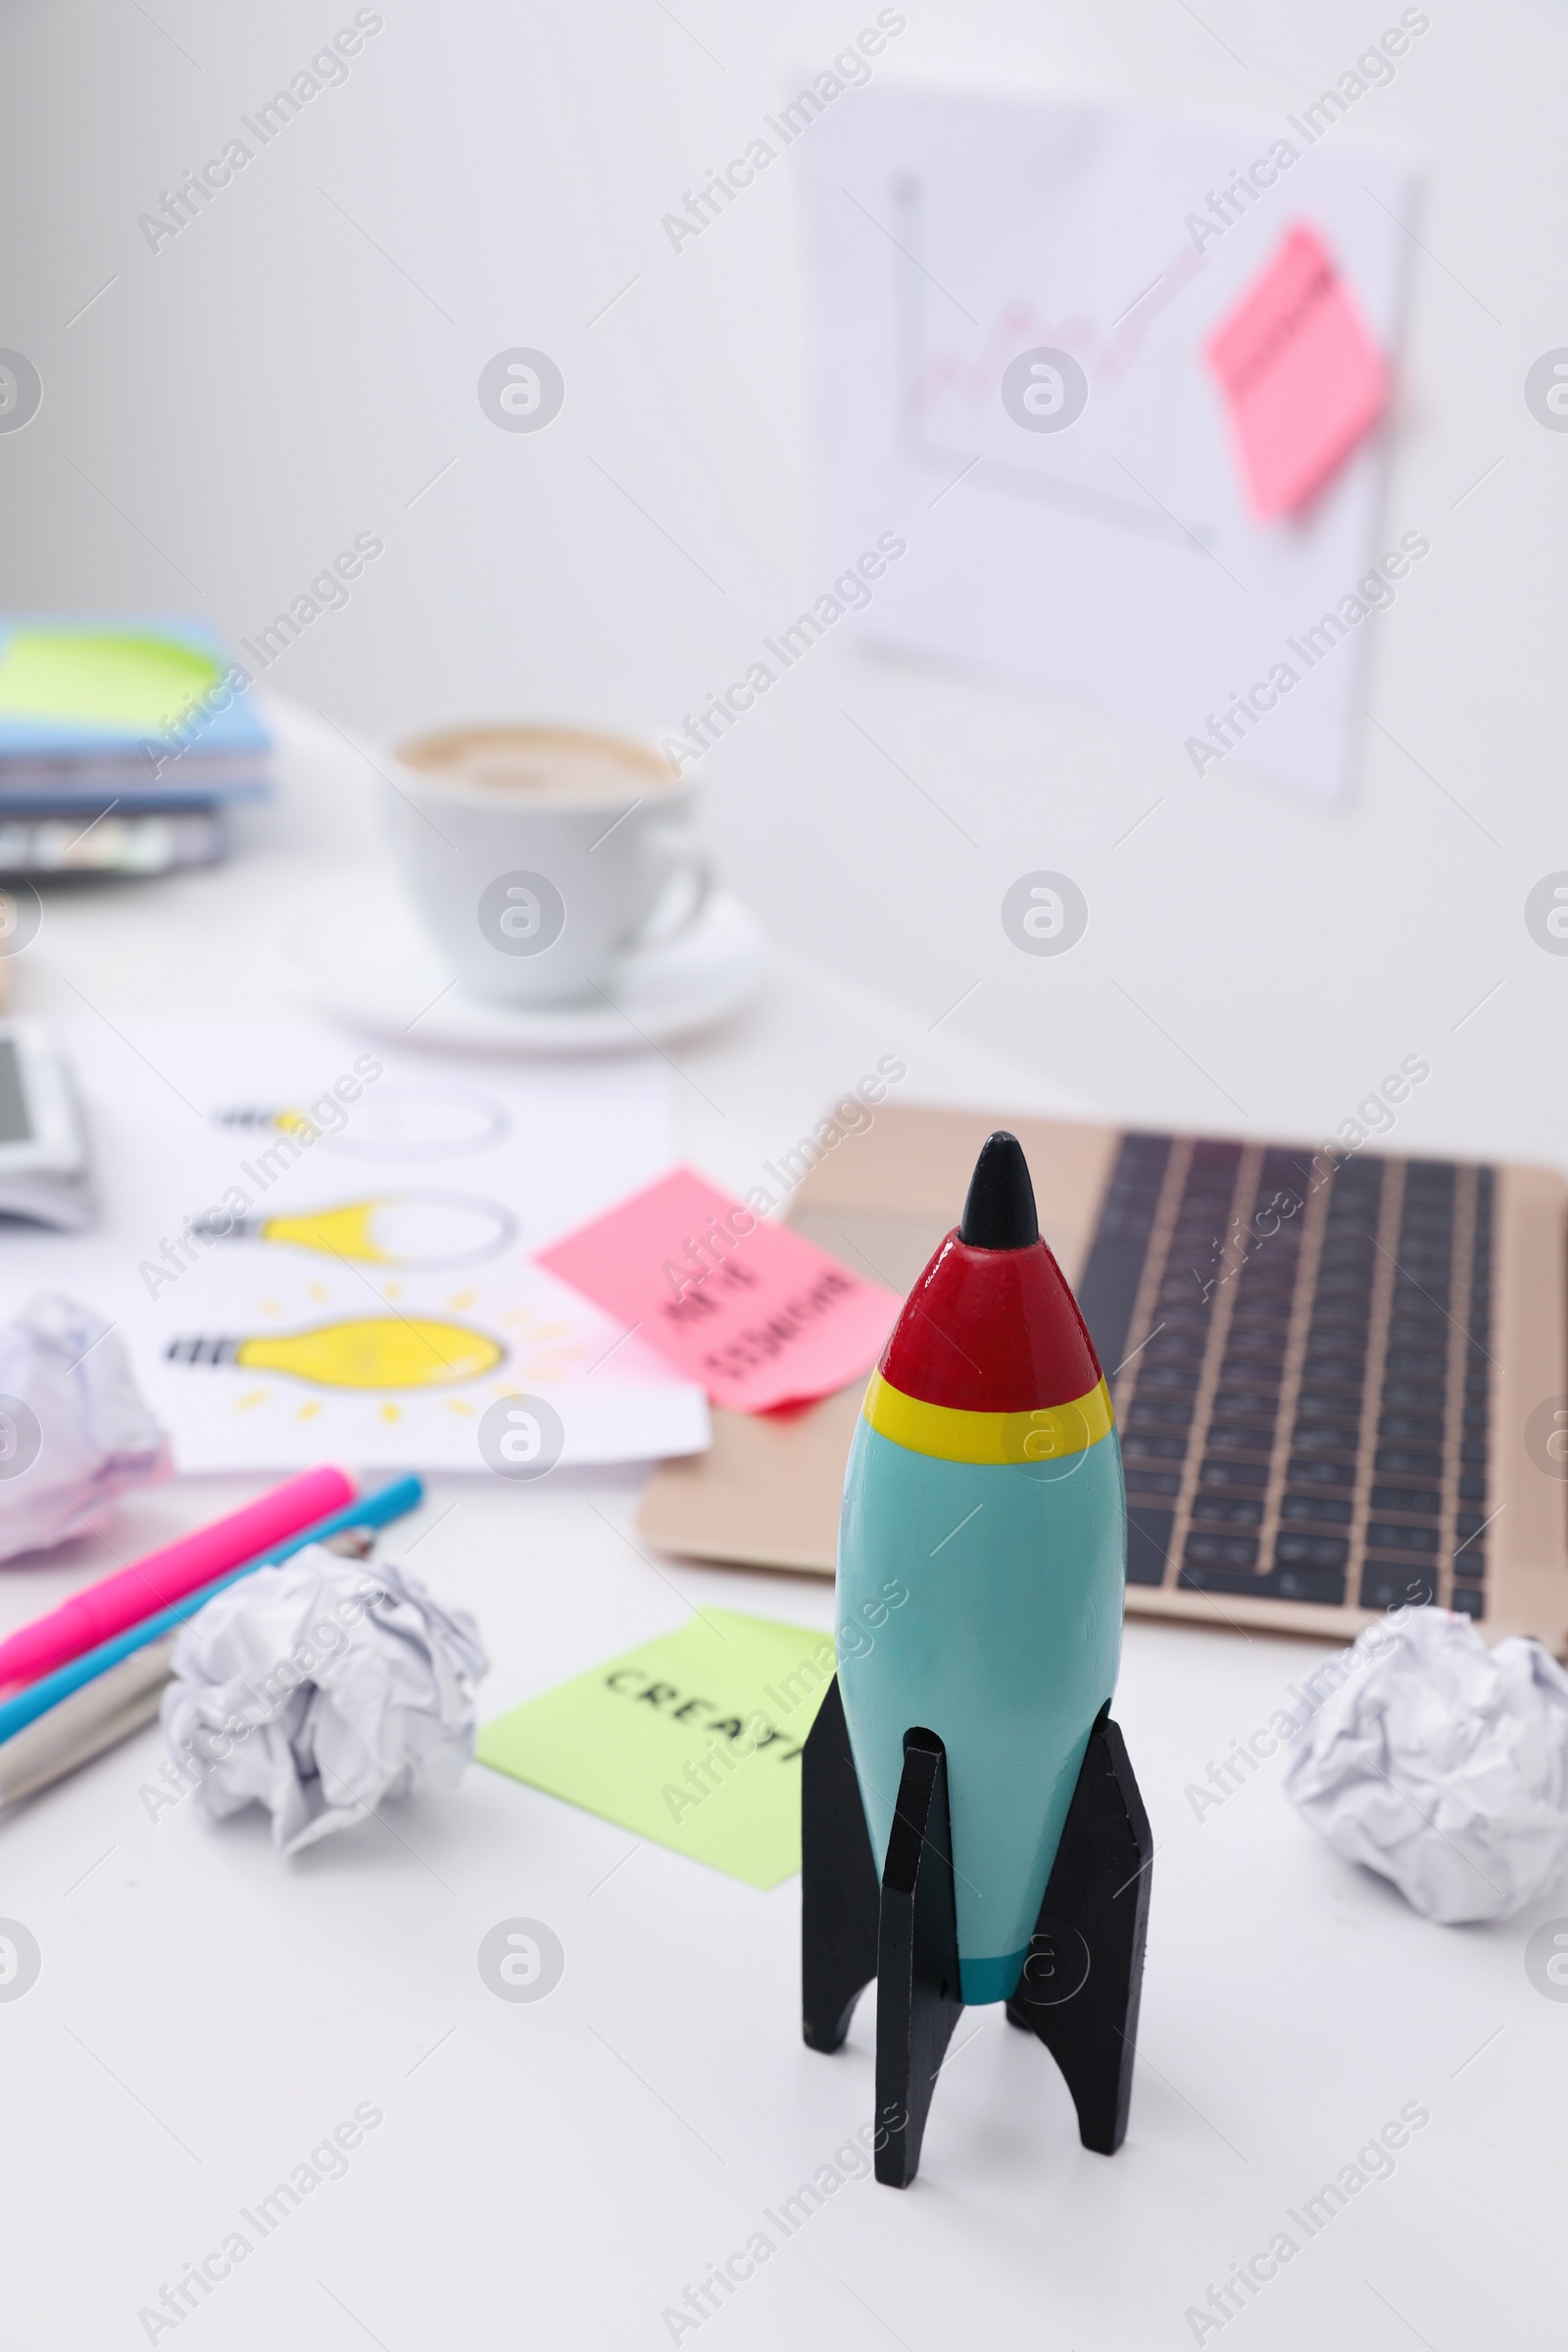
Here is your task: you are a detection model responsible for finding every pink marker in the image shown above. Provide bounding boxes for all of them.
[0,1465,354,1693]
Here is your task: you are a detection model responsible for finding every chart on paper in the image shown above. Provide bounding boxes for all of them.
[892,172,1214,542]
[802,85,1415,804]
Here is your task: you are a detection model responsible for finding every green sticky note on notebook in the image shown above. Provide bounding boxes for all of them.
[476,1609,835,1888]
[0,629,219,733]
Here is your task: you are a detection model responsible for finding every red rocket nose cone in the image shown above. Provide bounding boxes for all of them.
[878,1228,1103,1413]
[959,1132,1039,1250]
[875,1131,1102,1417]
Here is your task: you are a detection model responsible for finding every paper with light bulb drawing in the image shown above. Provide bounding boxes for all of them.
[7,1022,708,1474]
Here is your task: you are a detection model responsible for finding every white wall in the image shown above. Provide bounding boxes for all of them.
[3,0,1566,1162]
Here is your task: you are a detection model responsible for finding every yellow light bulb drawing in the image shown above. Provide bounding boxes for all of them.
[166,1315,505,1390]
[213,1084,509,1157]
[192,1192,516,1270]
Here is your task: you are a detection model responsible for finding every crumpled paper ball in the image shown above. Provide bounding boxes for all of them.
[0,1293,170,1562]
[162,1544,488,1857]
[1284,1605,1568,1924]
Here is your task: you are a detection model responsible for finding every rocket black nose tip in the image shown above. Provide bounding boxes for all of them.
[958,1131,1039,1250]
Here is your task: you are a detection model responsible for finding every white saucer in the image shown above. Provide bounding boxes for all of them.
[282,869,766,1053]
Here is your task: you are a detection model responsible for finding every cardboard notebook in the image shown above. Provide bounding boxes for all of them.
[636,1103,1568,1645]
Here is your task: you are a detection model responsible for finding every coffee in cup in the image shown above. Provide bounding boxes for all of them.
[384,723,710,1006]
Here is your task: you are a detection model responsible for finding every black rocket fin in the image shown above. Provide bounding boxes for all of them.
[1004,1706,1152,2154]
[958,1131,1039,1250]
[801,1675,880,2053]
[873,1727,965,2188]
[802,1687,1149,2180]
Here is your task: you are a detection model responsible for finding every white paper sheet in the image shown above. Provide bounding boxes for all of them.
[800,82,1415,805]
[0,1023,708,1474]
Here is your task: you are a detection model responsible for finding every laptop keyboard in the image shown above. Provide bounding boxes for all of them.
[1076,1134,1494,1619]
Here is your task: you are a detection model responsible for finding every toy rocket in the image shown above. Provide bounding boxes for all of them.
[801,1132,1152,2186]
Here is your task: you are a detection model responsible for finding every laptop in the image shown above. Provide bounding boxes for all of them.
[637,1103,1568,1647]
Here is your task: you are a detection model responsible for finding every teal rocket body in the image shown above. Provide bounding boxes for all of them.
[836,1413,1126,2007]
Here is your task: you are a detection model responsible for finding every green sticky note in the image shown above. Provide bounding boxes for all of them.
[476,1609,836,1889]
[0,629,219,733]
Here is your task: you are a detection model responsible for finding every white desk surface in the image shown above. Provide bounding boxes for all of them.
[1,707,1561,2352]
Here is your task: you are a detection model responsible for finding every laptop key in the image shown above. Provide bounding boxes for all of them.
[1184,1533,1259,1568]
[1180,1561,1348,1605]
[1360,1564,1438,1610]
[1367,1520,1440,1552]
[1289,1457,1357,1488]
[1281,1494,1352,1524]
[1200,1459,1270,1489]
[1191,1496,1264,1525]
[1374,1447,1444,1479]
[1370,1485,1442,1515]
[1275,1534,1349,1569]
[1126,1504,1174,1586]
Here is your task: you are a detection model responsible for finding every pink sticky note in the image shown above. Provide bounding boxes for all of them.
[1205,224,1386,519]
[536,1167,902,1414]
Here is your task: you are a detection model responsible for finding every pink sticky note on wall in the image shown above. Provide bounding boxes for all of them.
[1205,224,1387,520]
[536,1168,902,1415]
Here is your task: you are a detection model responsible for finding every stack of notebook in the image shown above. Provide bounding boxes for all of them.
[0,617,272,875]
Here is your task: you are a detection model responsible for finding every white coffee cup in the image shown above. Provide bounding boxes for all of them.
[384,723,711,1006]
